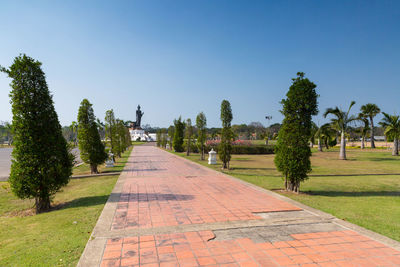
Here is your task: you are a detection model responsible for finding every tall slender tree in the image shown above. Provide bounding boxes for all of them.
[156,130,162,147]
[173,117,185,152]
[274,72,318,193]
[105,109,117,161]
[186,118,193,156]
[379,112,400,156]
[196,112,207,160]
[1,54,73,213]
[77,99,107,173]
[324,101,357,160]
[219,100,233,169]
[360,103,381,148]
[124,125,132,148]
[114,119,129,157]
[168,125,174,149]
[70,121,78,146]
[96,118,106,140]
[161,129,167,148]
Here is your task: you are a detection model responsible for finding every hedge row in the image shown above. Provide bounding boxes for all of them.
[183,142,275,155]
[228,145,275,154]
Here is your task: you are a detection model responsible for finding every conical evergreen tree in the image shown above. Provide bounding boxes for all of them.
[219,100,233,169]
[274,72,318,193]
[1,54,73,213]
[77,99,107,173]
[173,117,185,152]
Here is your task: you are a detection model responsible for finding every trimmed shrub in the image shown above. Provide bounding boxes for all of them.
[205,144,274,155]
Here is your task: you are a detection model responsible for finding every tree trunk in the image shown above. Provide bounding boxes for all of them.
[201,144,204,160]
[370,117,375,148]
[318,138,323,152]
[361,136,365,149]
[222,161,227,169]
[393,138,398,156]
[265,138,269,145]
[35,196,51,213]
[284,174,288,190]
[109,129,115,162]
[310,141,314,148]
[339,131,346,160]
[90,164,98,174]
[187,138,191,156]
[286,179,300,193]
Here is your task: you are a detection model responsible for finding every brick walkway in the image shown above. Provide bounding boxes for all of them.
[78,145,400,267]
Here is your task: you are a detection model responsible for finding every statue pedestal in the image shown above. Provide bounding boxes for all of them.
[105,153,114,167]
[130,129,147,141]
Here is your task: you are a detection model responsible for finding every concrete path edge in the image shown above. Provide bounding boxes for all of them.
[77,147,400,267]
[77,163,130,266]
[166,149,400,251]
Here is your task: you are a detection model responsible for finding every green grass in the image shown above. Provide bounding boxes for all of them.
[250,139,277,145]
[0,145,135,266]
[170,147,400,242]
[73,143,144,175]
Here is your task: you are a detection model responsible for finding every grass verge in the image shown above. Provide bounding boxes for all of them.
[0,145,135,266]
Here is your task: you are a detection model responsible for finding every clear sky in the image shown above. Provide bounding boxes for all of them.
[0,0,399,128]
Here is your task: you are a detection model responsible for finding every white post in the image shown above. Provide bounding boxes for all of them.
[208,149,217,165]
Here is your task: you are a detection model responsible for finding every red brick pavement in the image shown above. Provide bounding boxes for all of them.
[100,146,400,266]
[111,146,300,230]
[101,230,400,267]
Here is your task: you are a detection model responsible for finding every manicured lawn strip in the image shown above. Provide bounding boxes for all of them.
[72,142,144,175]
[0,145,135,266]
[168,148,400,242]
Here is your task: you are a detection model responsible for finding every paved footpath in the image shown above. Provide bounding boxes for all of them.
[78,145,400,267]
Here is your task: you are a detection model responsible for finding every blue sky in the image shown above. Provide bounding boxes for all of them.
[0,1,399,128]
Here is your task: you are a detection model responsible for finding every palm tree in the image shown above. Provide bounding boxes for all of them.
[310,122,318,148]
[357,113,370,149]
[379,112,400,156]
[324,101,358,160]
[360,103,381,148]
[321,124,337,149]
[314,123,335,152]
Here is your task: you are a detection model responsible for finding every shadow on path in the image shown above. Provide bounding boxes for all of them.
[54,192,195,211]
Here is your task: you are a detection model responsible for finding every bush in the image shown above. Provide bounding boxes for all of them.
[206,144,274,155]
[184,140,199,153]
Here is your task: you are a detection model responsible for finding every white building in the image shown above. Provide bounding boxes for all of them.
[129,128,156,141]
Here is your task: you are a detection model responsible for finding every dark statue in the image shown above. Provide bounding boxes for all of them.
[133,105,144,129]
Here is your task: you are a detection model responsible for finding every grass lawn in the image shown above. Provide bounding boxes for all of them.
[0,145,135,266]
[170,147,400,242]
[250,139,277,145]
[73,141,145,175]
